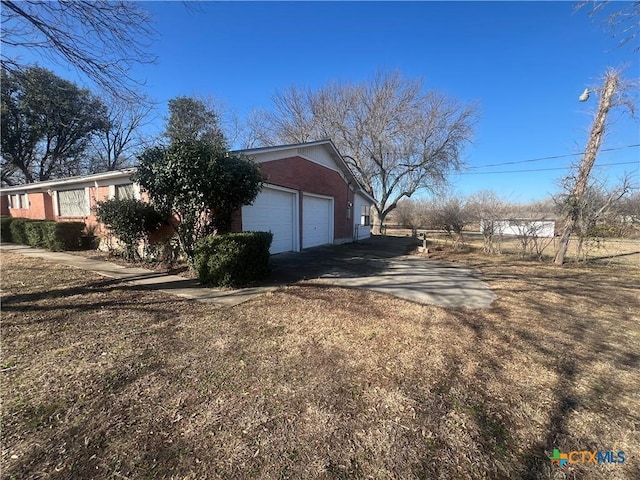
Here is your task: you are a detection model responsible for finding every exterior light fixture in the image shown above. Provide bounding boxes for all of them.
[579,88,591,102]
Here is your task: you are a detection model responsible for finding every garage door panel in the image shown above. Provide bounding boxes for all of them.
[242,188,295,254]
[302,195,332,249]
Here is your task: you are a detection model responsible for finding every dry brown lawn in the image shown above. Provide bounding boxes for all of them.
[1,247,639,479]
[401,227,640,266]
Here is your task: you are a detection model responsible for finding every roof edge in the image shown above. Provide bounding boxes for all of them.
[237,139,376,204]
[1,168,136,193]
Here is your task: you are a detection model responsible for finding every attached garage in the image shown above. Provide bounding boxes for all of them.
[242,186,297,254]
[235,140,374,254]
[302,194,333,249]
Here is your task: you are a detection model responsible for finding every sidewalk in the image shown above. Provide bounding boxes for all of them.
[0,244,274,307]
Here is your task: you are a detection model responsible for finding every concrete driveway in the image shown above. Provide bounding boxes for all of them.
[266,236,496,309]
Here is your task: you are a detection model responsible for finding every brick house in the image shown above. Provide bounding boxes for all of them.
[1,140,374,253]
[0,168,140,229]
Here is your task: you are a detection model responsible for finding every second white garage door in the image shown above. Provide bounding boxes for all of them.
[242,187,296,254]
[302,195,333,249]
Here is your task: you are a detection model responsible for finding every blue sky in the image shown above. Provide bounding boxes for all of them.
[6,1,640,202]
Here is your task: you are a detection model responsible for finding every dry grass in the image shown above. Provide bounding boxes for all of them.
[1,249,639,479]
[396,227,640,266]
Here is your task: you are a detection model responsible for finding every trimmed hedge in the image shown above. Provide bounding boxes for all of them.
[194,232,273,288]
[9,218,28,244]
[48,221,87,250]
[1,216,13,243]
[25,220,48,248]
[3,218,86,251]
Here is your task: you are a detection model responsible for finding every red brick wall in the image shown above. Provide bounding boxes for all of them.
[5,192,54,220]
[258,156,355,241]
[85,186,112,227]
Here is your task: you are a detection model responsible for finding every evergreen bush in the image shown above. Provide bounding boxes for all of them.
[194,232,272,287]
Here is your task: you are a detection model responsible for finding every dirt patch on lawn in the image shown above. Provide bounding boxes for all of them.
[1,250,638,479]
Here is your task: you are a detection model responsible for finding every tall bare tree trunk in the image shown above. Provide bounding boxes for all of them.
[371,208,387,235]
[554,70,619,265]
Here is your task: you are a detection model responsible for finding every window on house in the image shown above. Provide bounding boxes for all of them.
[8,194,27,209]
[360,204,371,226]
[58,189,89,217]
[115,183,135,200]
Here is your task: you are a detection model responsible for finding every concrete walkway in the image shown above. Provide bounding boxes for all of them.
[0,244,272,307]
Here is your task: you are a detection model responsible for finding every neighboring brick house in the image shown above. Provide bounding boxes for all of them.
[1,140,374,253]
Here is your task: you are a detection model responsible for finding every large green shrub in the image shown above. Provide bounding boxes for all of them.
[133,138,264,265]
[95,198,166,260]
[24,220,48,247]
[1,217,13,242]
[48,221,86,250]
[194,232,273,288]
[9,218,28,244]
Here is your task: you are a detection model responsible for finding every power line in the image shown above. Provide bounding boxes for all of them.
[455,161,639,175]
[467,143,640,169]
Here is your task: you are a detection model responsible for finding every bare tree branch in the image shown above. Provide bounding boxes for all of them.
[1,1,156,103]
[576,1,640,51]
[87,95,154,173]
[248,71,477,233]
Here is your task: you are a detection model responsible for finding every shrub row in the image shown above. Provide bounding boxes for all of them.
[194,231,273,288]
[1,217,87,251]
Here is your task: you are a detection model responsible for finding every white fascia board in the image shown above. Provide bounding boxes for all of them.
[235,139,333,157]
[0,168,137,194]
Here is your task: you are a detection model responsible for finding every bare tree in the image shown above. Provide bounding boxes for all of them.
[617,191,640,237]
[556,175,634,261]
[554,69,621,265]
[88,96,154,173]
[431,196,471,249]
[392,198,432,236]
[1,1,156,103]
[393,200,418,228]
[576,1,640,51]
[506,220,555,260]
[248,71,477,234]
[467,190,508,254]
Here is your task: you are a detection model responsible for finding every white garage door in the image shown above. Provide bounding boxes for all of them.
[242,187,296,254]
[303,195,332,249]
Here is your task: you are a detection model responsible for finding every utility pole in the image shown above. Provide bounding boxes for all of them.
[554,69,619,265]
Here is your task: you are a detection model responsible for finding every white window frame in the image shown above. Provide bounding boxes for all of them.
[114,183,136,200]
[360,204,371,226]
[8,193,28,209]
[108,182,141,200]
[8,194,21,209]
